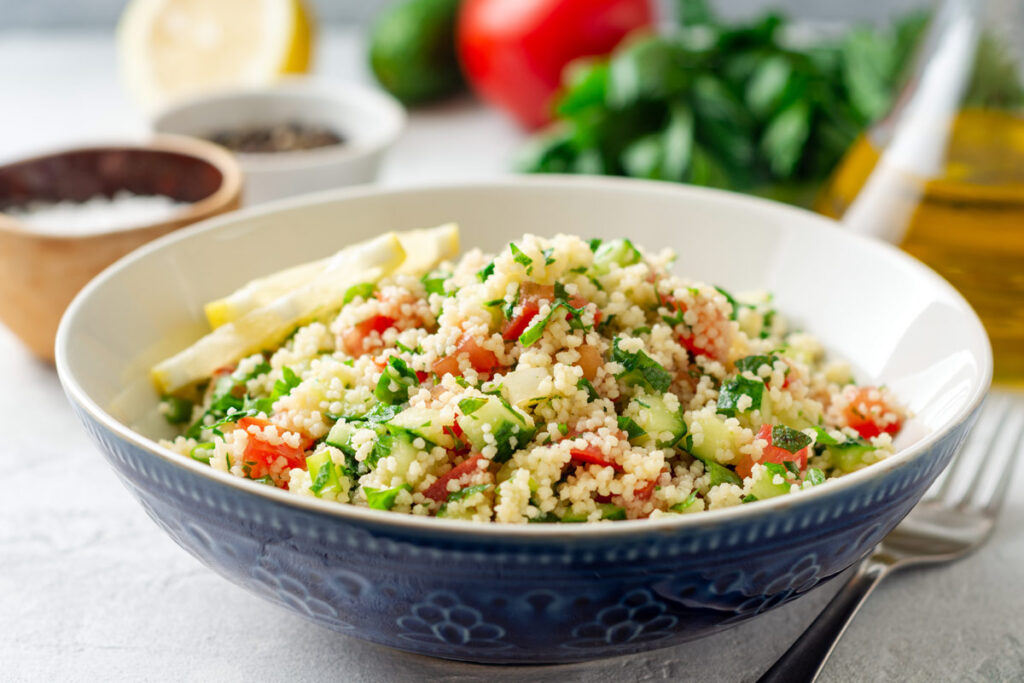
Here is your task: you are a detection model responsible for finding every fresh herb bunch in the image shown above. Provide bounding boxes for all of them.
[519,0,928,203]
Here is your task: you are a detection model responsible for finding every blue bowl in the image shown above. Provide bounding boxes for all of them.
[56,179,990,663]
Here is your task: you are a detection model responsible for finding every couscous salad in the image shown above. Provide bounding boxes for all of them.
[154,225,904,523]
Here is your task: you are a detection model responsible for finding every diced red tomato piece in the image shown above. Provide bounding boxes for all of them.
[236,417,315,485]
[342,315,395,356]
[570,445,623,472]
[634,479,657,501]
[504,283,601,342]
[678,333,714,359]
[431,336,501,377]
[415,370,429,384]
[424,453,487,502]
[842,386,902,439]
[735,424,809,479]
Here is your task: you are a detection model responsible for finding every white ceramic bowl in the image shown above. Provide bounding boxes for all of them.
[152,80,405,205]
[56,178,991,663]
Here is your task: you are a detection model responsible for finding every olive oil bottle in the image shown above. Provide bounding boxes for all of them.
[816,0,1024,384]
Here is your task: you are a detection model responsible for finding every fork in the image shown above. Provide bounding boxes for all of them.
[757,390,1024,683]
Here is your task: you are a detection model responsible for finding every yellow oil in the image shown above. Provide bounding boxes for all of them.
[816,109,1024,384]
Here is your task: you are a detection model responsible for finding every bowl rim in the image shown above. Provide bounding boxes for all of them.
[55,175,993,539]
[150,78,407,173]
[0,134,243,240]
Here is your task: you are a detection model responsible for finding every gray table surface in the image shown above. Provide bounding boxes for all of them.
[2,28,1023,683]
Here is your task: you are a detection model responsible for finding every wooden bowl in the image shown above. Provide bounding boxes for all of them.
[0,136,242,361]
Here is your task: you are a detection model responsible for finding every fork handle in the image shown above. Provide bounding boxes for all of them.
[756,557,891,683]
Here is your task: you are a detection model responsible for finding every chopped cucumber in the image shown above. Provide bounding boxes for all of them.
[592,238,643,275]
[385,405,452,447]
[307,449,344,498]
[457,396,536,463]
[688,413,738,463]
[812,426,876,473]
[748,462,792,500]
[325,421,361,455]
[623,391,687,449]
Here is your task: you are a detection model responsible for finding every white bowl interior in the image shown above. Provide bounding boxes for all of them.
[59,179,991,490]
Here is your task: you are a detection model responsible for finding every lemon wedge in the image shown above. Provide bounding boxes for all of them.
[203,223,460,329]
[118,0,314,111]
[152,232,404,395]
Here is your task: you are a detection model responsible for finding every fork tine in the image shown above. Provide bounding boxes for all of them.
[953,394,1015,505]
[933,394,1010,504]
[980,404,1024,515]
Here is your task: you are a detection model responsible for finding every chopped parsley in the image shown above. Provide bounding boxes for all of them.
[556,422,569,436]
[771,425,812,454]
[617,415,647,440]
[510,243,533,271]
[374,357,420,405]
[364,483,412,511]
[477,261,495,282]
[735,354,779,376]
[716,376,764,417]
[519,282,587,346]
[446,483,492,503]
[612,337,672,392]
[458,397,488,415]
[670,491,698,512]
[576,377,600,402]
[160,395,193,424]
[714,286,740,320]
[421,269,452,296]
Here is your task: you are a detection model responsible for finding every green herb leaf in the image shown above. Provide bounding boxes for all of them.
[612,337,672,393]
[771,425,812,454]
[364,483,412,511]
[477,261,495,282]
[458,397,488,415]
[735,354,779,376]
[577,378,600,402]
[670,491,698,512]
[374,357,420,405]
[421,269,452,297]
[617,415,647,440]
[446,483,492,503]
[160,395,193,424]
[716,376,764,417]
[510,243,533,269]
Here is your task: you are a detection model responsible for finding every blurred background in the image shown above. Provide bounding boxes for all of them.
[0,0,1021,381]
[3,0,929,27]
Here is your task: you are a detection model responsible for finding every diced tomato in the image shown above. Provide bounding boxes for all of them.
[502,298,541,340]
[570,445,623,472]
[575,344,602,381]
[415,370,430,384]
[634,479,657,501]
[236,417,315,485]
[842,386,902,440]
[594,493,613,504]
[431,336,501,377]
[342,315,395,356]
[678,333,714,359]
[504,283,601,342]
[424,453,487,502]
[735,424,809,480]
